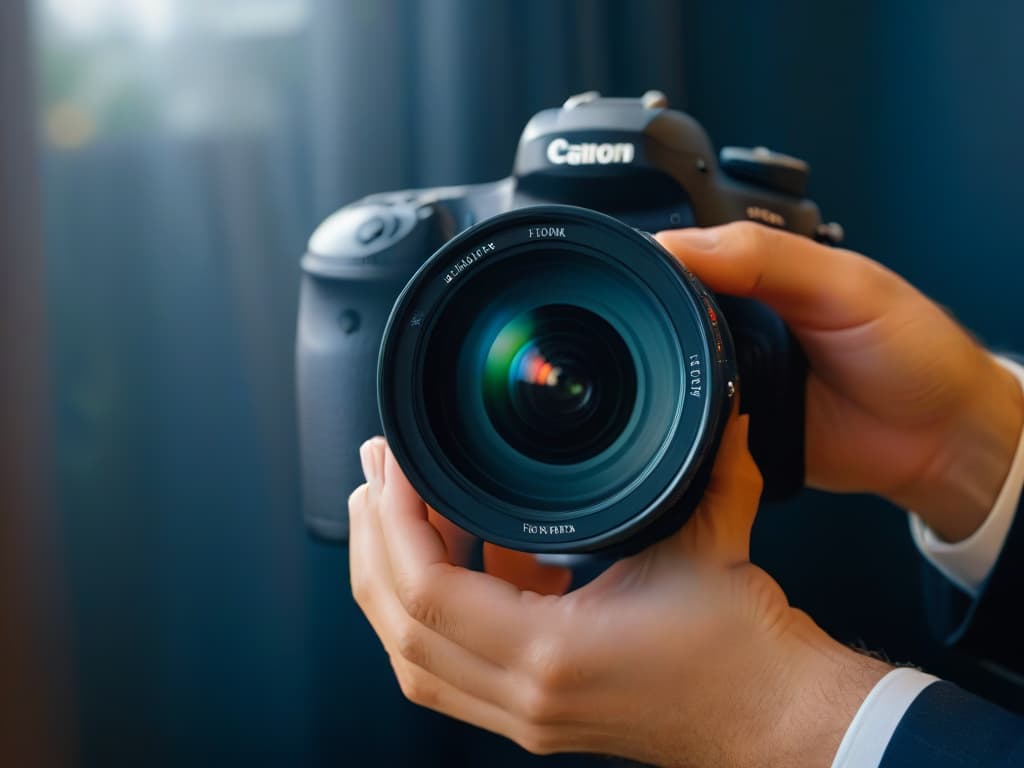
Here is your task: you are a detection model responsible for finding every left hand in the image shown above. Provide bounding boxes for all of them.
[348,416,888,767]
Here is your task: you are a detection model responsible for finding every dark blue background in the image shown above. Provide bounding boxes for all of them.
[31,1,1024,765]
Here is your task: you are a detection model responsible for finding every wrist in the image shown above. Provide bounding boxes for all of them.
[899,354,1024,542]
[741,610,890,768]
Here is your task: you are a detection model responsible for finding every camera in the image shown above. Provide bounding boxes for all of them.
[297,90,841,555]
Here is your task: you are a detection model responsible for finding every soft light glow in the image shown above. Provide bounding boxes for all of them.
[44,0,310,42]
[45,0,176,42]
[45,101,97,149]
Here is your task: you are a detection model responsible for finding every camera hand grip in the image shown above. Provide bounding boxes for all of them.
[296,275,405,540]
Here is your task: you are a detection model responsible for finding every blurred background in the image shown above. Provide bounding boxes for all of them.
[3,0,1024,765]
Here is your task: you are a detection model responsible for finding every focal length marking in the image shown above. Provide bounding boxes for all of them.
[442,241,496,285]
[523,522,577,536]
[688,353,703,398]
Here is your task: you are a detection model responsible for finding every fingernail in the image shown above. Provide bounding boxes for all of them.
[663,228,718,251]
[359,439,381,484]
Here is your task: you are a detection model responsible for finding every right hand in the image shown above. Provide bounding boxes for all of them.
[657,223,1024,541]
[350,425,887,768]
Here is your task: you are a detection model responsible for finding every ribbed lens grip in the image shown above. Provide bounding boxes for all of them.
[716,295,807,501]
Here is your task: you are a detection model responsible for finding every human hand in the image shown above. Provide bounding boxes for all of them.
[657,223,1024,541]
[425,507,573,596]
[348,418,888,767]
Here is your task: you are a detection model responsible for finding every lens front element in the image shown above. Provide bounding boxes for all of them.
[378,205,733,553]
[483,304,637,465]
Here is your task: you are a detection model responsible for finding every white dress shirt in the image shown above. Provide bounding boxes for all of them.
[831,356,1024,768]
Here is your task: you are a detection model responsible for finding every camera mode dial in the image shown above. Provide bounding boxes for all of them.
[719,146,810,197]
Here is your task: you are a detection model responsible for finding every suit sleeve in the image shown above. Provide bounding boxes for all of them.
[879,681,1024,767]
[918,356,1024,675]
[920,460,1024,675]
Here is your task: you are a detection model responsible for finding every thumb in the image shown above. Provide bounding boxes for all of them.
[426,506,477,566]
[482,544,573,596]
[685,412,763,565]
[655,222,900,332]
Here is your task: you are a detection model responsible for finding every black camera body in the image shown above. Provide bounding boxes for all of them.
[297,91,840,549]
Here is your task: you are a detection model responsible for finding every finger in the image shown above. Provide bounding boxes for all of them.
[349,435,386,599]
[352,449,537,714]
[654,222,902,331]
[691,413,763,563]
[428,506,477,567]
[387,656,535,751]
[349,487,373,614]
[581,408,759,591]
[389,654,600,756]
[359,436,386,504]
[350,437,388,611]
[483,544,573,596]
[379,443,558,666]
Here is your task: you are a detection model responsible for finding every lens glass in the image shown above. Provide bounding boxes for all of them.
[421,246,685,516]
[482,305,636,464]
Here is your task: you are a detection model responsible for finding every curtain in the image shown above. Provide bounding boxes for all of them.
[34,0,1024,764]
[37,1,685,764]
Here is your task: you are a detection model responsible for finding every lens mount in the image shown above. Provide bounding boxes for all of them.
[378,205,735,554]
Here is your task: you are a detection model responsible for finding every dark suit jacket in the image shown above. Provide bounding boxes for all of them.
[880,490,1024,766]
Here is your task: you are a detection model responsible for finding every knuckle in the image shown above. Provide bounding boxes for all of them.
[724,218,760,239]
[723,219,770,253]
[396,568,455,634]
[396,576,435,625]
[519,682,563,725]
[526,635,574,693]
[739,564,788,612]
[516,725,560,756]
[717,221,778,292]
[394,620,429,667]
[349,572,371,608]
[397,667,437,708]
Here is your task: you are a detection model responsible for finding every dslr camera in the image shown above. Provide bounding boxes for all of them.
[297,90,841,556]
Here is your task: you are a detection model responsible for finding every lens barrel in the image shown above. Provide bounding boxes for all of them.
[378,205,736,555]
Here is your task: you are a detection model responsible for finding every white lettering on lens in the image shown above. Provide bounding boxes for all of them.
[546,137,635,166]
[522,522,577,536]
[688,353,703,398]
[442,241,496,285]
[527,226,566,239]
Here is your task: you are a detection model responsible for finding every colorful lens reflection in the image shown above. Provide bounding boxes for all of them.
[482,305,636,464]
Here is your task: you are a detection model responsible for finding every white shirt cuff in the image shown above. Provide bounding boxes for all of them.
[830,668,939,768]
[908,356,1024,597]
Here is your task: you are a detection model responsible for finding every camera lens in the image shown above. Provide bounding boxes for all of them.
[419,246,674,514]
[482,304,636,464]
[379,206,735,554]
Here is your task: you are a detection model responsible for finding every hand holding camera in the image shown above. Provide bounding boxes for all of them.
[348,416,890,767]
[659,223,1024,542]
[346,211,1023,766]
[325,91,1024,766]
